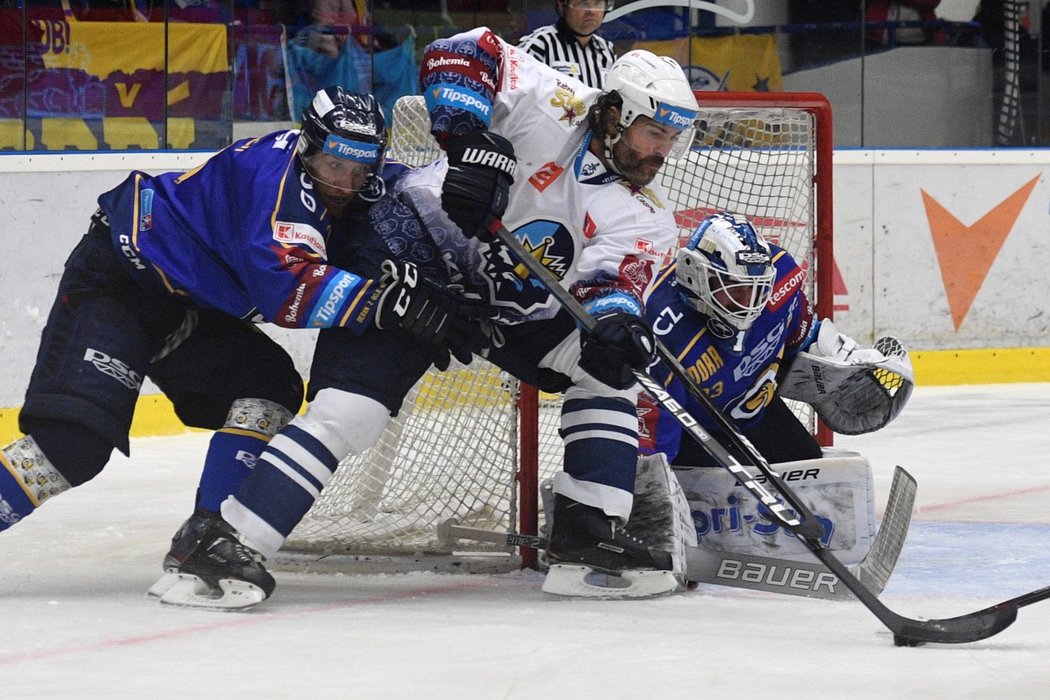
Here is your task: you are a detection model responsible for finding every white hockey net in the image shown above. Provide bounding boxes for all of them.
[279,92,832,569]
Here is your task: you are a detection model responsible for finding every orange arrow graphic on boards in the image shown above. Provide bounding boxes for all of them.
[921,175,1039,331]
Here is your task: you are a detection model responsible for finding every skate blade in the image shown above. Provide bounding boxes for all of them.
[147,572,268,610]
[541,564,683,599]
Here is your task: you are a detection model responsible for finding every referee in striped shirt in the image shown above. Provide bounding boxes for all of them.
[518,0,617,89]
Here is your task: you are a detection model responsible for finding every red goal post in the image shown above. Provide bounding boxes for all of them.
[277,91,834,573]
[515,91,835,566]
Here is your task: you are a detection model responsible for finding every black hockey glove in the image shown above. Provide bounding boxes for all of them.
[442,130,516,241]
[579,312,656,390]
[375,260,493,370]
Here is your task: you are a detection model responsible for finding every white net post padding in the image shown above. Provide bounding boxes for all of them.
[278,92,833,570]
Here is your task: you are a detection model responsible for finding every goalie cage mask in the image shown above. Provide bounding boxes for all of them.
[298,86,388,201]
[675,212,776,332]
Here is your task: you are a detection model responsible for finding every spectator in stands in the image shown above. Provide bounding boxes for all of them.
[309,0,364,56]
[518,0,617,88]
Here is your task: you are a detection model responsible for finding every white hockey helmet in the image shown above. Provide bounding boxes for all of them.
[676,212,776,331]
[603,49,699,158]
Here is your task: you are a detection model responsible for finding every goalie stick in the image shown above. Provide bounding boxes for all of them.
[487,218,1050,645]
[440,465,916,601]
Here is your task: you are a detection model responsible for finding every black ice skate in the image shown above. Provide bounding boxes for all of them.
[543,495,681,598]
[161,509,223,571]
[147,518,275,610]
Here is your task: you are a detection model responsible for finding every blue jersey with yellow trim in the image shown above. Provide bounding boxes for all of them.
[639,244,816,460]
[97,129,396,331]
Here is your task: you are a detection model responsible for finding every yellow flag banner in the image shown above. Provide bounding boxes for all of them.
[635,34,782,92]
[22,20,228,149]
[35,21,227,118]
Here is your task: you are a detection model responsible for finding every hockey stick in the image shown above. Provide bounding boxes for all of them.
[487,218,1050,644]
[441,465,915,601]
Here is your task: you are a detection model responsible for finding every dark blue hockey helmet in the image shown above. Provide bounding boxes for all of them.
[675,212,775,331]
[298,86,387,202]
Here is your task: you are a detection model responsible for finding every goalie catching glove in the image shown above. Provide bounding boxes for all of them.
[441,130,516,241]
[779,320,914,435]
[579,312,656,390]
[375,260,492,370]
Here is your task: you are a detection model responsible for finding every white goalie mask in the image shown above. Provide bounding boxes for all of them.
[603,50,699,159]
[675,212,776,332]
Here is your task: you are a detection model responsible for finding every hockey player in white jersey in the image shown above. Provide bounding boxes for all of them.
[180,27,702,606]
[402,29,703,597]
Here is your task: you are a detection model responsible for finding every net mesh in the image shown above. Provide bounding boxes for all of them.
[281,94,824,562]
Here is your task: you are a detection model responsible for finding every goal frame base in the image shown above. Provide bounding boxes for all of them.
[272,551,524,576]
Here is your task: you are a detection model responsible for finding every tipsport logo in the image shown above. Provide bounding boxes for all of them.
[654,103,698,130]
[323,135,380,164]
[425,83,493,124]
[139,189,154,231]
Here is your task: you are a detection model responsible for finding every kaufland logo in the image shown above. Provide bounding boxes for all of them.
[655,103,697,130]
[273,221,326,255]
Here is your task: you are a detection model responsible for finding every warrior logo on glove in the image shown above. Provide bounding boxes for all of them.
[441,130,517,240]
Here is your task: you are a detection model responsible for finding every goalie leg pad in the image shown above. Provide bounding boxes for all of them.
[674,448,877,565]
[625,453,698,576]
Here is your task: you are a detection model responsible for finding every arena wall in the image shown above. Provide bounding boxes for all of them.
[1,149,1048,439]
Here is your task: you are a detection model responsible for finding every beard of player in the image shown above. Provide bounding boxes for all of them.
[589,97,665,188]
[609,131,665,187]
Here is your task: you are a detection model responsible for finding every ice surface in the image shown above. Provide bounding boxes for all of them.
[1,384,1049,697]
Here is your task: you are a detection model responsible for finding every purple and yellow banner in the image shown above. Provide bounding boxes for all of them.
[35,20,227,119]
[2,19,229,149]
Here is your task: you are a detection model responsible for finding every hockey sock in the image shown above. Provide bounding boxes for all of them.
[222,389,390,556]
[195,430,266,511]
[222,423,340,556]
[0,436,71,532]
[195,398,292,511]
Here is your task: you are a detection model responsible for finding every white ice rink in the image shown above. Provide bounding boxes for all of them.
[2,383,1049,698]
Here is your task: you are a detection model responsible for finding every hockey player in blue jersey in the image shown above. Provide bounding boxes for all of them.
[639,212,914,467]
[0,87,487,606]
[155,29,703,606]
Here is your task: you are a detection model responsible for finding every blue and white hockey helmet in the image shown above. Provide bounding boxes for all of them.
[675,212,776,331]
[298,86,387,198]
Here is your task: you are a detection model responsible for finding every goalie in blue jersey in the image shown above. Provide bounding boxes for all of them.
[0,87,490,606]
[640,211,915,466]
